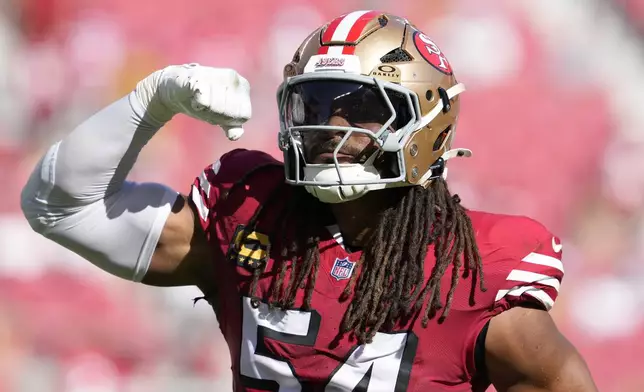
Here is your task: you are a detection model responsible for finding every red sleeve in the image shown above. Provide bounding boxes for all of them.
[492,218,564,312]
[463,216,565,382]
[188,149,283,232]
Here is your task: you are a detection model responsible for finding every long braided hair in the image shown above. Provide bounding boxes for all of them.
[227,164,486,344]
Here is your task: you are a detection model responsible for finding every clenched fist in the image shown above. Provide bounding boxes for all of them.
[134,63,251,140]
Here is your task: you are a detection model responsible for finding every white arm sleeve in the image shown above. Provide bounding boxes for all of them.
[20,92,180,281]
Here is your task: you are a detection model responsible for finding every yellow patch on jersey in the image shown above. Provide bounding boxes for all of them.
[227,225,270,269]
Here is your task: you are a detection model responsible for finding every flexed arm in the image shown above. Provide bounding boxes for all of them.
[20,64,251,285]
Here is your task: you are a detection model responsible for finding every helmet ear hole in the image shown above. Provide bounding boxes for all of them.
[433,126,452,151]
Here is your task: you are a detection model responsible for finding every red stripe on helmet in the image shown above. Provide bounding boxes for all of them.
[321,14,346,44]
[345,10,380,43]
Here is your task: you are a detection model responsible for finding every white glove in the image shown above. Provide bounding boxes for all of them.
[134,63,251,141]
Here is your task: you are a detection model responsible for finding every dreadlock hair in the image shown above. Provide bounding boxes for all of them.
[228,164,486,345]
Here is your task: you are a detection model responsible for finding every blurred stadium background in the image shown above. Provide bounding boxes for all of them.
[0,0,643,390]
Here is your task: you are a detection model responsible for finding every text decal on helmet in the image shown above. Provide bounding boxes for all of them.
[412,31,453,74]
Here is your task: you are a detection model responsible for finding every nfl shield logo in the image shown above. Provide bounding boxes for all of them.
[330,257,355,281]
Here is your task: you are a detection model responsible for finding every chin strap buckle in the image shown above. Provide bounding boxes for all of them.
[429,157,446,180]
[417,147,473,187]
[432,148,473,179]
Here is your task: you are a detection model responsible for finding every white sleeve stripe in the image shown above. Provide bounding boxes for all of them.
[495,286,555,310]
[506,270,560,291]
[212,159,221,175]
[525,290,555,310]
[522,252,564,272]
[191,184,209,222]
[198,170,211,197]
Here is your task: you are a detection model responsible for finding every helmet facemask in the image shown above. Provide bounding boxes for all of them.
[277,72,423,203]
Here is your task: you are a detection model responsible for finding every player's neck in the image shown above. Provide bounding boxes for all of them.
[329,188,405,248]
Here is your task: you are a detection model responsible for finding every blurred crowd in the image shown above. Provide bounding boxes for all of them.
[0,0,643,390]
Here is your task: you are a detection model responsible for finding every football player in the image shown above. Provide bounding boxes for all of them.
[21,11,597,392]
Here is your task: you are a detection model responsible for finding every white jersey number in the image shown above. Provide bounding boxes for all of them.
[239,297,418,391]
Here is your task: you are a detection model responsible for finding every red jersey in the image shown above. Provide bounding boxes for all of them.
[189,149,565,392]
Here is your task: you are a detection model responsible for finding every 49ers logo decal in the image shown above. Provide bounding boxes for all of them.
[412,31,453,74]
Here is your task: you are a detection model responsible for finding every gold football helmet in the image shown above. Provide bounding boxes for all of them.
[277,10,471,203]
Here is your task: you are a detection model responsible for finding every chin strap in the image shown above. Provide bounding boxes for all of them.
[417,83,466,130]
[417,147,473,186]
